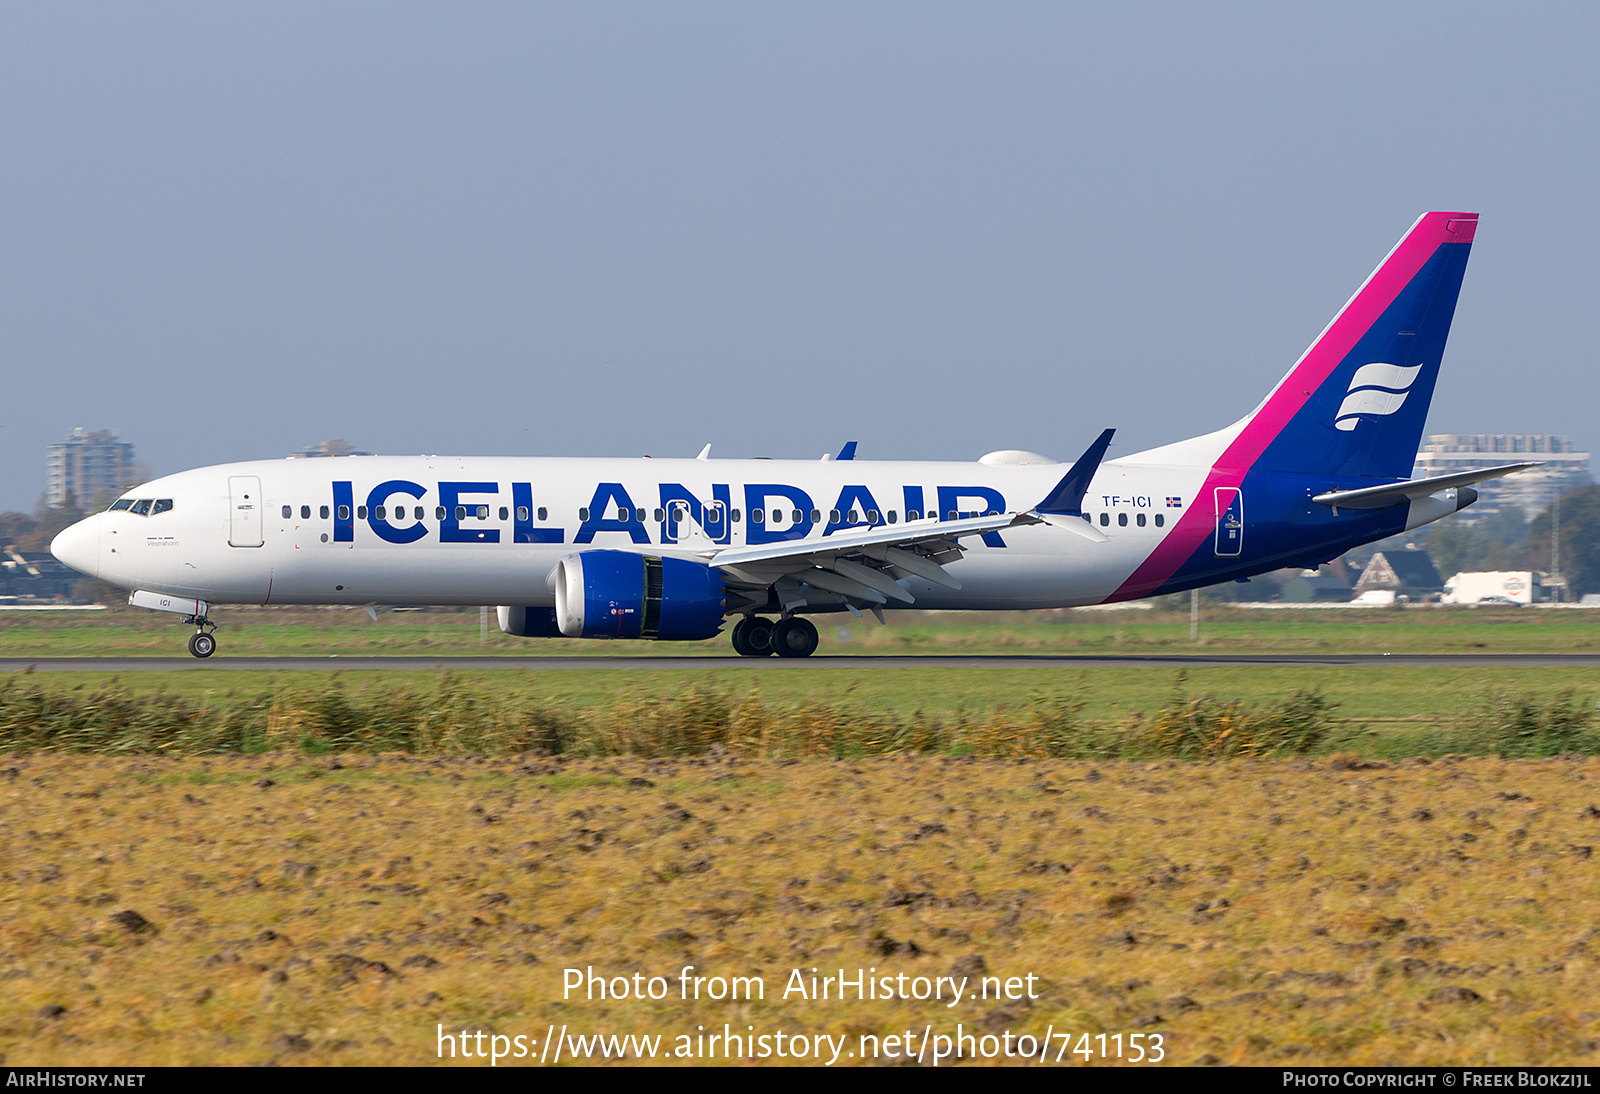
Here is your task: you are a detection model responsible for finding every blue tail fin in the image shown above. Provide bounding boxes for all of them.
[1244,212,1477,479]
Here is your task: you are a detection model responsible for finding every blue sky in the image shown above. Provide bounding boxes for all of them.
[2,3,1595,510]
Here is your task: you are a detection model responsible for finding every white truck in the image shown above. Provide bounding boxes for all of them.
[1440,571,1546,605]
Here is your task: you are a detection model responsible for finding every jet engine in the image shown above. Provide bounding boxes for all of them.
[552,551,726,640]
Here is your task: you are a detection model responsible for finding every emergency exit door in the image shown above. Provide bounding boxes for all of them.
[228,476,264,547]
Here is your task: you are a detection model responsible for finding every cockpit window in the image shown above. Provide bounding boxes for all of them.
[110,498,175,516]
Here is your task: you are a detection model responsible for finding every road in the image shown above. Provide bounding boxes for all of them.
[4,653,1600,672]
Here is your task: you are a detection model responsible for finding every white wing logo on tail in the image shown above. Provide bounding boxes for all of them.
[1334,362,1424,431]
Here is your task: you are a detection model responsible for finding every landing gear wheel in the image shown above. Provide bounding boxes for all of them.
[188,632,216,659]
[745,617,776,656]
[735,617,775,657]
[772,617,819,658]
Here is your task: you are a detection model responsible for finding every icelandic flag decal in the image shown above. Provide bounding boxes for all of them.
[1165,496,1183,508]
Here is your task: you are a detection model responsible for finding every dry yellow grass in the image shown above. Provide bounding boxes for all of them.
[4,750,1600,1066]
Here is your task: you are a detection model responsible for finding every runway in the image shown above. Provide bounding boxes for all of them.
[5,653,1600,672]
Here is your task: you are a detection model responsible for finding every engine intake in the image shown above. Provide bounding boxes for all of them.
[553,551,726,640]
[496,605,564,637]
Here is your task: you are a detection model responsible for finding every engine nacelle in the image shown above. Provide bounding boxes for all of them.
[553,551,726,640]
[496,605,564,637]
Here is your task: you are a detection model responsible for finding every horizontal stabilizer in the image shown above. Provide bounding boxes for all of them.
[1312,462,1539,510]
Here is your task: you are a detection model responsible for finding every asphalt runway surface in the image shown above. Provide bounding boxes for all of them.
[6,653,1600,672]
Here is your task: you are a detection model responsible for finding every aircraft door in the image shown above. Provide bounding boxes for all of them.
[1214,487,1243,557]
[228,476,264,547]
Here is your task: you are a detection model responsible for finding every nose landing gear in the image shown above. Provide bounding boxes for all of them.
[184,614,218,658]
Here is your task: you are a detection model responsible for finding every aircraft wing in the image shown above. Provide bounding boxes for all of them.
[698,430,1114,610]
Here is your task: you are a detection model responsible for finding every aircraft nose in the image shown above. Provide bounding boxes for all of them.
[51,516,101,578]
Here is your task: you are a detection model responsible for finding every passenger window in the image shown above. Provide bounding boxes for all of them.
[477,506,489,520]
[888,511,897,524]
[751,509,765,524]
[946,511,956,521]
[109,499,133,511]
[498,506,508,521]
[867,509,880,524]
[1155,513,1165,527]
[456,506,467,521]
[908,509,920,521]
[357,506,368,519]
[301,505,311,520]
[579,507,590,521]
[635,508,645,522]
[790,510,801,524]
[337,505,350,521]
[321,505,330,519]
[152,499,173,515]
[435,506,446,521]
[537,507,547,522]
[653,508,664,522]
[829,509,841,523]
[1099,512,1109,526]
[282,505,292,519]
[1136,513,1146,527]
[770,509,781,524]
[374,506,386,519]
[731,509,740,522]
[517,506,530,522]
[1118,512,1128,527]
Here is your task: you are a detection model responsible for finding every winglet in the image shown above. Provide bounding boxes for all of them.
[1036,429,1115,516]
[836,440,858,461]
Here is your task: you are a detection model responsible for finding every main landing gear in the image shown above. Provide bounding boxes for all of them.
[184,614,218,659]
[731,616,819,658]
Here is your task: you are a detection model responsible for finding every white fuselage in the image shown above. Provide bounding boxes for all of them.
[55,453,1208,611]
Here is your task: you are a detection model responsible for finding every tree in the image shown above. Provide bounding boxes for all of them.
[15,497,84,554]
[1424,504,1529,580]
[1478,504,1529,550]
[1527,485,1600,598]
[0,511,37,549]
[1426,516,1486,579]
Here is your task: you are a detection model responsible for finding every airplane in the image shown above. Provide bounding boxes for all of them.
[51,211,1536,659]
